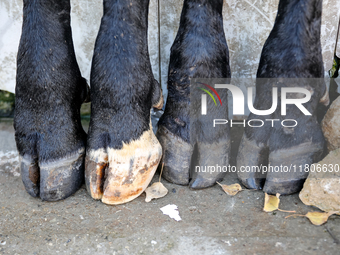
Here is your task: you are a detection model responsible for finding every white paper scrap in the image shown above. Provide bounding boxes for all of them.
[160,204,182,221]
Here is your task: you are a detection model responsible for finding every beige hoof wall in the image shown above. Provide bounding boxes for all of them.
[85,129,162,205]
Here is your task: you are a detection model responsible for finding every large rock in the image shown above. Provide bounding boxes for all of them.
[322,96,340,151]
[299,149,340,212]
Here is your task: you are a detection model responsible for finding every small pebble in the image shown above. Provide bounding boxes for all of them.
[188,206,197,211]
[172,188,176,193]
[275,242,284,248]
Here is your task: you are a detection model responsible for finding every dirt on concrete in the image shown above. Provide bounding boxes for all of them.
[0,119,339,255]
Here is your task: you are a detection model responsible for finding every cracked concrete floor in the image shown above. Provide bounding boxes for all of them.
[0,118,339,255]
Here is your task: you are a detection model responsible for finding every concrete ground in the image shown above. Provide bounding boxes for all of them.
[0,118,339,255]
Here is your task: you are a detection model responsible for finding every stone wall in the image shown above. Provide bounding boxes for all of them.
[0,0,339,98]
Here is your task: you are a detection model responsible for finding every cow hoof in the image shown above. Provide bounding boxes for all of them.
[20,149,85,201]
[157,126,230,189]
[237,137,323,195]
[85,128,162,205]
[156,126,193,186]
[189,140,230,189]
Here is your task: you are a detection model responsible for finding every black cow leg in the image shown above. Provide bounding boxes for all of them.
[157,0,231,189]
[85,0,163,205]
[14,0,87,201]
[237,0,328,195]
